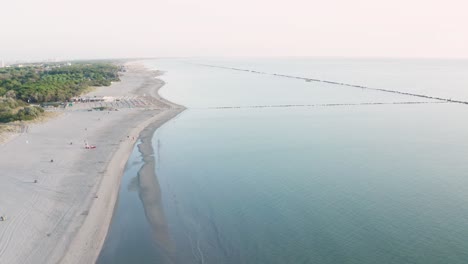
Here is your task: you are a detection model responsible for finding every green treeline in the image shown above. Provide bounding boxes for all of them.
[0,98,44,123]
[0,63,120,103]
[0,62,121,123]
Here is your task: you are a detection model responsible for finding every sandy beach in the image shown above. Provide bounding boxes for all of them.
[0,61,184,264]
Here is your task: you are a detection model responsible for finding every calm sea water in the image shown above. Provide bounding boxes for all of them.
[98,58,468,264]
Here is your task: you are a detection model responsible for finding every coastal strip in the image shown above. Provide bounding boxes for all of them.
[58,63,185,264]
[0,61,184,264]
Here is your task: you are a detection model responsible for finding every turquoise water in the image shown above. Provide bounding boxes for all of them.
[99,58,468,263]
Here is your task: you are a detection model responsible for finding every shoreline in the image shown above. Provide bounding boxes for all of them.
[60,111,184,264]
[59,63,185,264]
[0,61,185,264]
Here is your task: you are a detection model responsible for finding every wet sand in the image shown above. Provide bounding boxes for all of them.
[0,61,184,264]
[136,115,178,264]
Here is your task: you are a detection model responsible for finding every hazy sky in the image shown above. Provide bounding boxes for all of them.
[2,0,468,61]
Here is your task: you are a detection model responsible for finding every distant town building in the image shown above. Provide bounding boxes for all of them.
[0,59,4,68]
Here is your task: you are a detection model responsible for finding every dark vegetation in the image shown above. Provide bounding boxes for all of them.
[92,106,111,111]
[0,98,44,122]
[0,62,120,123]
[0,63,120,102]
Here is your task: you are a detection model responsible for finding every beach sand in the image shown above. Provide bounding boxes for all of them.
[0,61,184,264]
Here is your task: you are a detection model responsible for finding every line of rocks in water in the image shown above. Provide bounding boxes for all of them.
[195,63,468,105]
[199,101,446,110]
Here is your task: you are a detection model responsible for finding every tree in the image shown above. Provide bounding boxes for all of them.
[5,90,16,99]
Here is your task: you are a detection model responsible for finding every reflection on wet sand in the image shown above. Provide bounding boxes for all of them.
[136,111,182,264]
